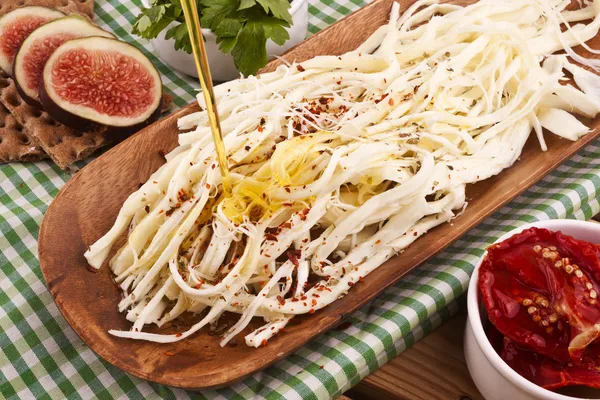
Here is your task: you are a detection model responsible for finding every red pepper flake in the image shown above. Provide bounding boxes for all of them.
[348,282,354,287]
[261,339,268,347]
[284,187,291,193]
[309,309,315,314]
[205,184,211,189]
[288,249,301,266]
[297,65,305,72]
[388,98,395,106]
[413,232,418,236]
[176,333,182,337]
[265,233,278,241]
[376,240,381,244]
[300,295,307,301]
[245,146,251,151]
[374,93,389,104]
[336,81,341,85]
[194,281,203,289]
[165,351,175,356]
[277,295,285,305]
[145,205,150,213]
[211,164,216,169]
[320,365,324,369]
[312,299,317,307]
[260,118,266,125]
[258,125,264,133]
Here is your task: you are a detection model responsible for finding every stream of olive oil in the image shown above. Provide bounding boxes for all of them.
[180,0,232,196]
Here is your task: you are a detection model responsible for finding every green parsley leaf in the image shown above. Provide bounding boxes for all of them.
[256,0,292,24]
[146,4,169,23]
[238,0,256,10]
[218,37,238,53]
[132,0,293,76]
[166,23,193,53]
[261,16,290,45]
[135,15,152,33]
[215,18,243,37]
[232,21,267,76]
[200,0,239,31]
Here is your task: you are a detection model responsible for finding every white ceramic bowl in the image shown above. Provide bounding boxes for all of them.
[465,219,600,400]
[140,0,309,81]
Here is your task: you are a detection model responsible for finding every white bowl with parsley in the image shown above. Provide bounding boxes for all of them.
[137,0,309,81]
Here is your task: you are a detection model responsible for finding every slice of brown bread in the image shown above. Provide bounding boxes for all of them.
[0,71,108,169]
[0,0,95,18]
[0,101,47,163]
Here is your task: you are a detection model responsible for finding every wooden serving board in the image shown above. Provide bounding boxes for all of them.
[38,0,600,390]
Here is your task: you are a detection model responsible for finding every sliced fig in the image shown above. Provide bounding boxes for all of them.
[40,36,163,135]
[13,14,114,107]
[0,6,65,75]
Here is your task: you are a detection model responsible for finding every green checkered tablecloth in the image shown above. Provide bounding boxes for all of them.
[2,1,600,399]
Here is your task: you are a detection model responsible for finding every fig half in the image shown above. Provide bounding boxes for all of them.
[0,6,65,75]
[40,36,163,135]
[13,14,114,107]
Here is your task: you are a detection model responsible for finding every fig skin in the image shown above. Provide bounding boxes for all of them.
[39,36,164,138]
[0,6,65,76]
[12,15,114,109]
[39,82,164,138]
[14,69,42,108]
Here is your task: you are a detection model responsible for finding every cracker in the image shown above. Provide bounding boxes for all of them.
[0,0,95,18]
[0,102,47,163]
[0,71,108,169]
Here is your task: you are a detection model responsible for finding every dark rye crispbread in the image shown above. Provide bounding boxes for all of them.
[0,0,95,18]
[0,71,109,169]
[0,102,47,163]
[0,71,175,169]
[0,0,174,169]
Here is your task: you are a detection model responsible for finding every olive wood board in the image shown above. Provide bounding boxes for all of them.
[38,0,600,390]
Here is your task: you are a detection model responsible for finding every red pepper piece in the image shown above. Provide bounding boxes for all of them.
[479,227,600,365]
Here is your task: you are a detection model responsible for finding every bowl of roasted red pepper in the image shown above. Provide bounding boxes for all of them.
[466,219,600,400]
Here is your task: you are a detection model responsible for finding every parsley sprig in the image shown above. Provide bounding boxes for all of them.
[132,0,293,76]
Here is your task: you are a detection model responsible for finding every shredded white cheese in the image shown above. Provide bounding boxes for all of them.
[85,0,600,347]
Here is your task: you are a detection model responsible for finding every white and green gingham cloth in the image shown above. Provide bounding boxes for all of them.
[2,1,600,399]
